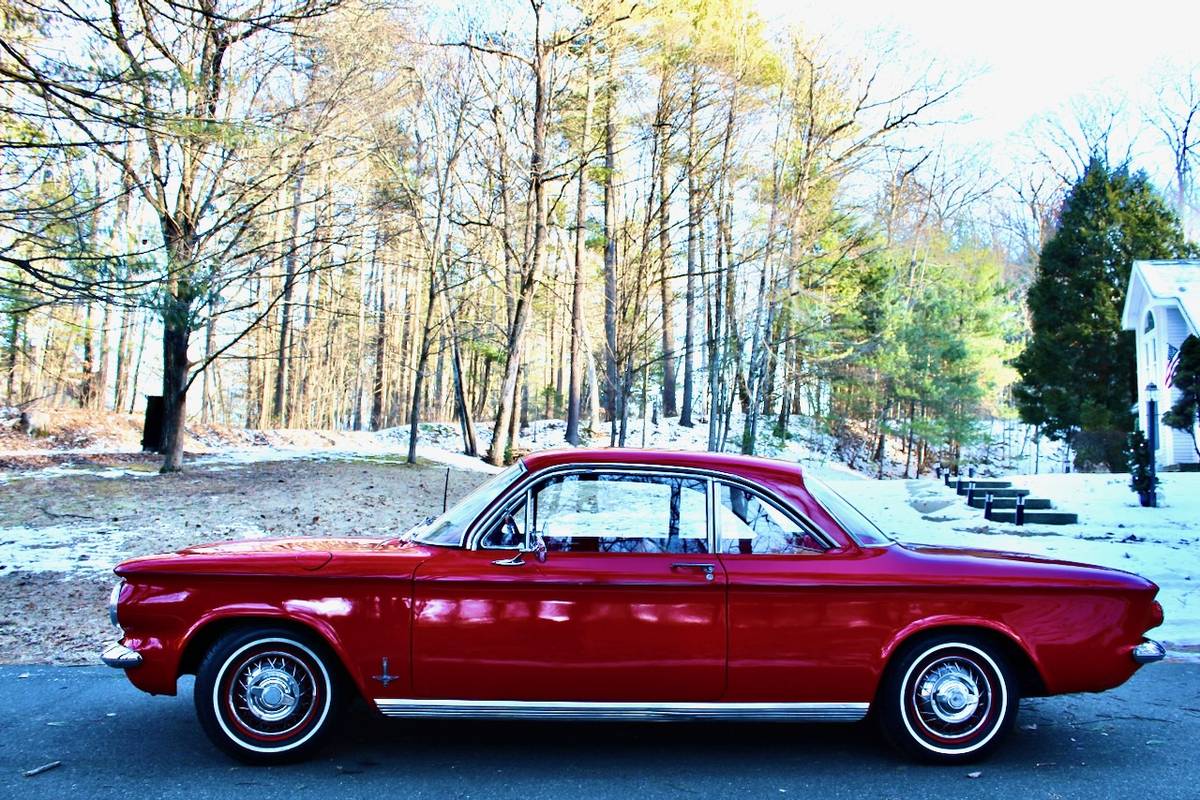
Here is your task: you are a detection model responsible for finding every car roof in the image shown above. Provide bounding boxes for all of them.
[519,448,806,486]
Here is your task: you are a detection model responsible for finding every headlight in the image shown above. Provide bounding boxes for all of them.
[109,582,124,629]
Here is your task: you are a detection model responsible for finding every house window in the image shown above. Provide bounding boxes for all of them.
[1144,311,1156,333]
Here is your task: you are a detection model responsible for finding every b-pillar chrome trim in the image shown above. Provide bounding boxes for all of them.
[374,699,869,722]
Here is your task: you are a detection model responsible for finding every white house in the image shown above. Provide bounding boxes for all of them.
[1122,260,1200,468]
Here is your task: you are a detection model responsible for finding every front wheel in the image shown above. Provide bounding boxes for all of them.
[878,634,1018,763]
[194,627,343,763]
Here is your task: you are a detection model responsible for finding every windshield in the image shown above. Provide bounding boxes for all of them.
[805,477,893,547]
[407,463,526,546]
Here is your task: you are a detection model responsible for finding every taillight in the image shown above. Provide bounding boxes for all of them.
[109,581,125,629]
[1149,600,1164,630]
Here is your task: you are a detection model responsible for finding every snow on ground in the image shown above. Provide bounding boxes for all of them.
[827,472,1200,649]
[197,426,503,475]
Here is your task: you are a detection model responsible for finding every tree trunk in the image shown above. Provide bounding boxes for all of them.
[272,164,305,426]
[370,258,387,431]
[94,304,111,409]
[128,311,147,414]
[159,296,191,473]
[680,69,700,427]
[158,217,198,473]
[486,25,551,467]
[565,57,594,446]
[4,313,19,403]
[658,82,677,419]
[445,301,478,457]
[200,308,217,423]
[407,266,437,465]
[113,306,134,413]
[602,58,619,444]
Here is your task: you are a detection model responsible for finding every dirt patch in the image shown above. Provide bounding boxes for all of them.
[0,573,113,664]
[0,456,483,665]
[0,406,147,452]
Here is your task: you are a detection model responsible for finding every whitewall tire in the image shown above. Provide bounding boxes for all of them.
[194,627,343,763]
[878,634,1019,763]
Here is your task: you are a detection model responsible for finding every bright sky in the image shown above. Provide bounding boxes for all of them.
[761,0,1200,148]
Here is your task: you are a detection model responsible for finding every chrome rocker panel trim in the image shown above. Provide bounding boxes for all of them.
[375,699,869,722]
[101,642,142,669]
[1132,639,1166,664]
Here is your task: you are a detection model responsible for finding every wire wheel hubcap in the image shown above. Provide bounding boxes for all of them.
[227,650,317,739]
[910,655,993,741]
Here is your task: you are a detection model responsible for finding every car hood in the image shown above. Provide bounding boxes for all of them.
[177,536,388,556]
[115,536,429,578]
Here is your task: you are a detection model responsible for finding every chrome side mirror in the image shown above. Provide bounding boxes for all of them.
[502,513,522,547]
[533,533,548,563]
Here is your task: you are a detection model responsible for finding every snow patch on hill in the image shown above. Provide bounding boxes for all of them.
[831,472,1200,648]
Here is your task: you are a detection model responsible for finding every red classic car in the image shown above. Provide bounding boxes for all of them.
[101,448,1165,764]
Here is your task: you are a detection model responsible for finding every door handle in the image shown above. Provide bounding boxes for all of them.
[671,562,715,581]
[492,553,525,567]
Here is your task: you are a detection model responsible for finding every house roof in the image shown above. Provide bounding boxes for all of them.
[1121,260,1200,335]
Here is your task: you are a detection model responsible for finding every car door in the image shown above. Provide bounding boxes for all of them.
[410,468,727,702]
[715,479,881,703]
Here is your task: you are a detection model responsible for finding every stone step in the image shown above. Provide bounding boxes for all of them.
[946,478,1012,490]
[967,496,1053,510]
[987,510,1079,525]
[957,486,1030,498]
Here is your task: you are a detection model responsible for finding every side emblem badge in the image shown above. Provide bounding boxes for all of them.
[373,657,396,687]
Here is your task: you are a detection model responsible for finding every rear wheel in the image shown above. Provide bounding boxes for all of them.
[878,634,1018,763]
[194,627,343,763]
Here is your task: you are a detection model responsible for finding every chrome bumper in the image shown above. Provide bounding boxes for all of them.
[1132,639,1166,664]
[101,642,142,669]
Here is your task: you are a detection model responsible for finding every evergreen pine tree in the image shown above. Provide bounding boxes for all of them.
[1163,335,1200,458]
[1013,158,1193,470]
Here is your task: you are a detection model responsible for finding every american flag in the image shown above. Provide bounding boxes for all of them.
[1165,343,1181,388]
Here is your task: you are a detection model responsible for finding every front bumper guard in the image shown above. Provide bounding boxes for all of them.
[101,642,142,669]
[1131,639,1166,664]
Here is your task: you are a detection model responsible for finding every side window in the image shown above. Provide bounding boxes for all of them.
[532,473,708,554]
[717,482,824,555]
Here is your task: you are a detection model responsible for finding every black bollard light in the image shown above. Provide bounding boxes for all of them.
[1014,494,1025,526]
[1146,382,1159,508]
[984,493,994,521]
[967,481,976,504]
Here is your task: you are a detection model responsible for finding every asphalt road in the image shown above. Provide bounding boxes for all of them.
[1,663,1196,800]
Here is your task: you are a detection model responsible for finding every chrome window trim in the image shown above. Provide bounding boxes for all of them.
[712,479,835,554]
[465,462,834,552]
[375,698,869,722]
[470,467,714,553]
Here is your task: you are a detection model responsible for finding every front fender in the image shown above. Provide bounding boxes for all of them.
[117,576,412,700]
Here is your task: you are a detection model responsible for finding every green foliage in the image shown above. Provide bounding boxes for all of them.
[465,339,507,363]
[1163,335,1200,456]
[1013,159,1193,470]
[1126,429,1159,498]
[820,233,1017,459]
